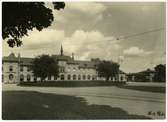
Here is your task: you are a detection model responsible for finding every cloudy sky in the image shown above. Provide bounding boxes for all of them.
[2,2,165,73]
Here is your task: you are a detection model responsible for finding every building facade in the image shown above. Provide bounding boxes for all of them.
[2,46,127,83]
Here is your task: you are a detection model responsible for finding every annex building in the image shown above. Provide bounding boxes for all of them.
[2,46,127,83]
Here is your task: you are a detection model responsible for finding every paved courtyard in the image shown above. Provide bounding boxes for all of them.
[2,82,166,119]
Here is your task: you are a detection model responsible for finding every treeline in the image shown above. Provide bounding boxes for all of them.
[128,64,166,82]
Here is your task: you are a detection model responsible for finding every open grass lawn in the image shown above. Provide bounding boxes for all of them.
[2,91,151,120]
[118,85,165,93]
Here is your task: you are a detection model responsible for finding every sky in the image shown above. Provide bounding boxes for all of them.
[2,2,166,73]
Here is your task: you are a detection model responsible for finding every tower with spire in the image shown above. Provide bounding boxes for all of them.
[60,44,63,56]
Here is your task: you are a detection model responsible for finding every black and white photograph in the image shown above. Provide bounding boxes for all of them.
[1,0,166,120]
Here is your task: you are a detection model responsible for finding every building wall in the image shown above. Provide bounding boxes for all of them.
[2,62,19,83]
[2,60,127,83]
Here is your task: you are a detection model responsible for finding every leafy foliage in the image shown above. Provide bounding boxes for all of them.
[2,2,65,47]
[154,64,166,82]
[31,55,59,81]
[97,61,120,81]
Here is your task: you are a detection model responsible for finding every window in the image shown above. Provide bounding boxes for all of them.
[9,74,14,80]
[2,74,4,82]
[59,67,65,73]
[73,74,76,80]
[54,75,57,80]
[120,76,123,81]
[27,75,31,81]
[83,75,86,80]
[67,74,71,80]
[87,75,91,80]
[60,74,64,80]
[9,66,13,72]
[20,74,24,81]
[78,75,81,80]
[92,75,96,80]
[34,76,37,81]
[20,66,23,72]
[27,67,31,72]
[48,76,51,80]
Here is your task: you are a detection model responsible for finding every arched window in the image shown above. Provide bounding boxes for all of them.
[27,75,31,81]
[34,76,37,81]
[73,74,76,80]
[78,75,81,80]
[20,74,24,82]
[60,74,64,80]
[87,75,91,80]
[9,74,14,80]
[9,66,13,72]
[83,75,86,80]
[67,74,71,80]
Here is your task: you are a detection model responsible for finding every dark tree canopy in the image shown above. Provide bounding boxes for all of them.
[154,64,166,82]
[97,61,120,81]
[31,55,59,81]
[2,2,65,47]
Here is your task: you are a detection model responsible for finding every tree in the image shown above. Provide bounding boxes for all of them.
[154,64,166,82]
[31,55,59,81]
[97,61,120,81]
[2,2,65,47]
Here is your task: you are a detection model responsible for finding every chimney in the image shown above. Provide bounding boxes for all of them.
[72,53,74,60]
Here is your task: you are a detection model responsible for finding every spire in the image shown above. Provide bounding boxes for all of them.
[60,44,63,56]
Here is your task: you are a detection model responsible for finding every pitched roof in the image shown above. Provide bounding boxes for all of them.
[52,55,73,62]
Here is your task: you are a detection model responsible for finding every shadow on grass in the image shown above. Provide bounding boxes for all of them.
[2,91,150,120]
[117,85,165,93]
[18,81,126,87]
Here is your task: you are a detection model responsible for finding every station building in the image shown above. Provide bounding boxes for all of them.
[2,46,127,83]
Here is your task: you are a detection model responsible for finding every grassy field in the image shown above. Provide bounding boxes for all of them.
[2,90,150,120]
[117,85,165,93]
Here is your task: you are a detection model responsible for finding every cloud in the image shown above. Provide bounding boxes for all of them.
[67,2,106,15]
[62,30,120,60]
[22,29,65,50]
[52,2,106,26]
[3,28,120,60]
[123,46,152,57]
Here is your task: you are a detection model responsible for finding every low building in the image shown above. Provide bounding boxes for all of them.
[2,46,127,83]
[127,69,155,82]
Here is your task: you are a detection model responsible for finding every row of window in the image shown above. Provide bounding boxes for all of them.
[8,74,96,81]
[59,74,96,80]
[8,66,31,72]
[7,65,93,73]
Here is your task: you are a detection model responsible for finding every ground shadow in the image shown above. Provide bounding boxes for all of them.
[2,91,150,120]
[18,81,126,87]
[117,85,165,93]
